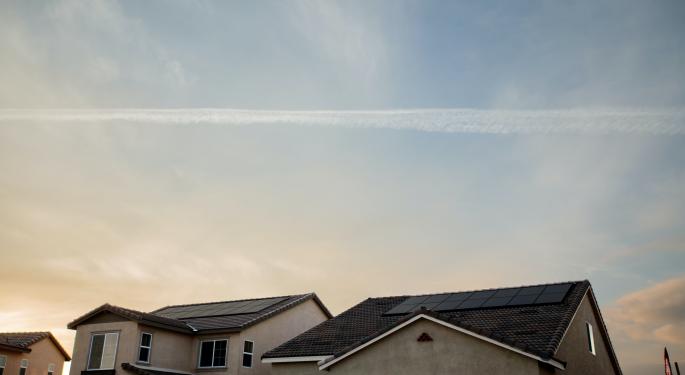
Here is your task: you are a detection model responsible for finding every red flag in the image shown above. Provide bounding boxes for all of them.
[665,347,674,375]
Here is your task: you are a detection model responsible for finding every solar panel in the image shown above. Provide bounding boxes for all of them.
[470,290,497,299]
[493,288,520,298]
[481,296,513,307]
[517,286,545,295]
[445,292,471,301]
[507,294,538,306]
[459,299,487,309]
[542,283,572,295]
[424,294,449,303]
[384,283,575,315]
[155,297,288,319]
[434,299,463,311]
[535,292,567,304]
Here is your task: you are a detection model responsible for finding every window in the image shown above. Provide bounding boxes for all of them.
[138,333,153,363]
[242,341,254,368]
[198,340,228,368]
[19,360,28,375]
[0,355,6,375]
[87,332,119,370]
[48,364,55,375]
[586,322,596,355]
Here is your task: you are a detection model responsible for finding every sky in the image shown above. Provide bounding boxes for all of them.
[0,1,684,375]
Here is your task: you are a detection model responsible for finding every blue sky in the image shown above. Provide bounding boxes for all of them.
[1,1,684,374]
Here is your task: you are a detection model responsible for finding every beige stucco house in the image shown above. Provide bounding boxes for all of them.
[263,281,622,375]
[0,332,71,375]
[67,294,330,375]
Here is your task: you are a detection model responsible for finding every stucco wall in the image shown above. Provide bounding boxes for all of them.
[69,315,139,375]
[238,299,329,375]
[271,318,541,375]
[136,325,194,371]
[1,338,67,375]
[555,294,620,375]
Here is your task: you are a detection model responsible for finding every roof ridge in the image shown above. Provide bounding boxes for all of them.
[151,293,308,313]
[369,280,585,299]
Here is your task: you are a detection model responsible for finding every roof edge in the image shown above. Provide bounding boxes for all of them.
[0,342,31,353]
[46,332,72,361]
[67,304,192,334]
[240,293,333,331]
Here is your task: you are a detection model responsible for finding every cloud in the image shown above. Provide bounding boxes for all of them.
[1,108,683,134]
[608,276,685,344]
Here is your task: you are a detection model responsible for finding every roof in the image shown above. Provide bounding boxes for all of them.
[67,304,194,332]
[0,332,71,361]
[263,281,608,366]
[69,293,332,334]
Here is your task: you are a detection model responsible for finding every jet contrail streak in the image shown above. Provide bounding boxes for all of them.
[1,108,683,134]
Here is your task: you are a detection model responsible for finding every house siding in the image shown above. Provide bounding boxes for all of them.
[271,318,540,375]
[1,338,67,375]
[69,318,139,375]
[238,299,329,375]
[554,294,620,375]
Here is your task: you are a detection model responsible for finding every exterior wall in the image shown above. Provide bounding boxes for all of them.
[237,299,329,375]
[271,318,541,375]
[1,339,67,375]
[555,295,620,375]
[69,316,139,375]
[136,325,194,372]
[190,333,238,375]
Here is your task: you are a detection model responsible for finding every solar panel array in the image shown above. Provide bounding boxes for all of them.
[155,297,289,319]
[384,283,573,315]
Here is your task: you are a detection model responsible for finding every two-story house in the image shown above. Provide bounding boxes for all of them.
[0,332,71,375]
[67,294,330,375]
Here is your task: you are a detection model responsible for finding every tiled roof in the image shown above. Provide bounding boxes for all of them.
[158,294,331,332]
[263,281,590,361]
[0,332,71,360]
[0,332,50,350]
[69,293,331,334]
[67,304,193,332]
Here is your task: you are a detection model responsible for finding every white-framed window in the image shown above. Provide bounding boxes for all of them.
[87,332,119,370]
[48,363,55,375]
[0,355,7,375]
[138,332,153,363]
[241,340,254,368]
[586,322,596,355]
[19,359,28,375]
[198,339,228,368]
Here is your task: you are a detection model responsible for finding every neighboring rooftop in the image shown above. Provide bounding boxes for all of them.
[68,293,331,333]
[0,332,71,360]
[263,281,598,362]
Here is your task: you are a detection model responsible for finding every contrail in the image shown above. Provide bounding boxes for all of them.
[0,108,683,134]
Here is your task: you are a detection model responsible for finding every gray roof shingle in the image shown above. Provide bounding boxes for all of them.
[263,281,590,361]
[69,293,331,334]
[0,332,71,360]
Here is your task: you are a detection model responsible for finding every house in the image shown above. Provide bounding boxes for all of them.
[0,332,71,375]
[67,294,331,375]
[262,281,622,375]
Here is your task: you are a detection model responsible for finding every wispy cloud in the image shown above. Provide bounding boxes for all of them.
[1,108,684,134]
